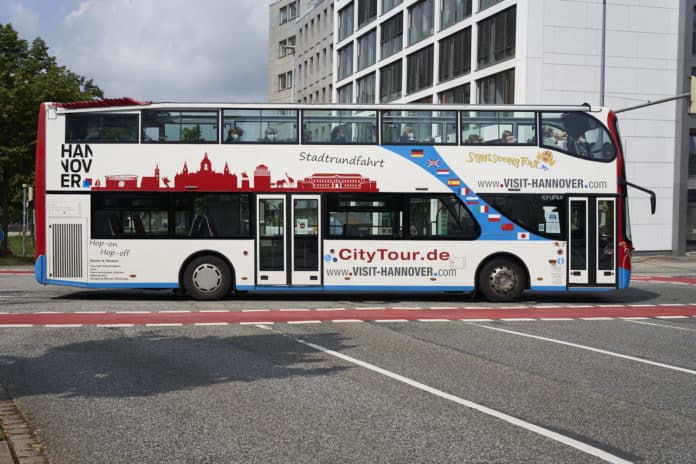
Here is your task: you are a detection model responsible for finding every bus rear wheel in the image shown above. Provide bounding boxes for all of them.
[184,255,232,300]
[478,259,524,302]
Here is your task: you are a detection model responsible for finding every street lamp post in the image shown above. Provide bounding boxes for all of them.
[283,45,296,103]
[600,0,606,106]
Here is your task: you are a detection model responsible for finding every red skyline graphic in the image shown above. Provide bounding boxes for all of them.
[90,152,379,192]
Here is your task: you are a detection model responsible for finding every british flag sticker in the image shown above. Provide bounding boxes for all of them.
[517,232,530,240]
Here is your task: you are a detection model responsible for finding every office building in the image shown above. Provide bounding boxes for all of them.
[271,0,693,253]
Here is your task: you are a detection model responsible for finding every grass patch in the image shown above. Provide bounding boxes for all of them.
[0,235,35,266]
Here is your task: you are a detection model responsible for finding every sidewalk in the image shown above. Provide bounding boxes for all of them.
[632,252,696,276]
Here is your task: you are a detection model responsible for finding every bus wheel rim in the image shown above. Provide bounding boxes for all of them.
[489,265,518,294]
[192,264,223,294]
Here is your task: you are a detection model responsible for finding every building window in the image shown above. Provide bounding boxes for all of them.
[337,43,354,80]
[408,0,434,46]
[441,0,472,30]
[280,1,298,24]
[358,0,377,28]
[477,68,514,104]
[693,6,696,54]
[356,72,376,104]
[439,83,470,104]
[382,0,403,13]
[380,60,402,102]
[337,83,353,103]
[479,0,502,10]
[477,6,516,68]
[690,130,696,177]
[279,36,296,58]
[357,29,377,71]
[338,3,355,41]
[439,27,471,83]
[381,13,403,60]
[407,45,434,94]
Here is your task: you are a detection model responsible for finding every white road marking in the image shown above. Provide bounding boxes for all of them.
[240,321,274,325]
[145,323,183,327]
[622,319,696,333]
[193,322,229,326]
[540,318,574,321]
[330,319,364,323]
[469,323,696,375]
[97,324,133,328]
[242,309,270,312]
[46,324,83,328]
[417,319,451,322]
[287,320,322,324]
[295,337,633,464]
[375,319,409,323]
[0,324,33,328]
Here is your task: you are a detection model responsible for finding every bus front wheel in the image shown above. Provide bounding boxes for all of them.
[184,255,232,300]
[478,259,524,302]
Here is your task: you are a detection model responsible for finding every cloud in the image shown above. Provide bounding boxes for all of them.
[54,0,270,102]
[3,2,40,40]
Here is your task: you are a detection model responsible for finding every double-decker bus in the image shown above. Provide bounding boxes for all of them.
[34,99,655,301]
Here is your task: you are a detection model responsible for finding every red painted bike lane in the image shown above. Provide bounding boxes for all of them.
[1,305,696,326]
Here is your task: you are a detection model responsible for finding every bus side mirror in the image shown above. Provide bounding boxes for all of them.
[625,181,656,215]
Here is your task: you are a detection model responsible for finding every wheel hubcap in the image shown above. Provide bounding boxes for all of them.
[489,266,518,294]
[192,264,222,294]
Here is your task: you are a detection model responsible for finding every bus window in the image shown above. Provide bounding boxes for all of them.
[540,112,616,160]
[174,193,250,238]
[460,111,535,145]
[223,109,297,144]
[381,110,457,144]
[479,194,565,239]
[142,110,218,143]
[92,193,169,238]
[66,113,138,143]
[326,194,398,238]
[408,195,479,239]
[302,109,376,144]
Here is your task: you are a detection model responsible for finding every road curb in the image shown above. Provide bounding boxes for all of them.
[0,384,48,464]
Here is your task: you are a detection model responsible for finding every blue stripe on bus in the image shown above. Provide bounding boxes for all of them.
[45,279,179,289]
[382,145,547,242]
[568,287,616,293]
[618,267,630,289]
[35,255,47,284]
[529,285,566,292]
[251,285,474,293]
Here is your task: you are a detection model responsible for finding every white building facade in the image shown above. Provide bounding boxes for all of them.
[271,0,694,252]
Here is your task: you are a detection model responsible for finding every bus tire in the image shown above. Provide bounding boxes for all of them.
[478,258,524,302]
[183,255,232,300]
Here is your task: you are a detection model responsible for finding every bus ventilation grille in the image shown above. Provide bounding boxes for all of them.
[51,223,83,279]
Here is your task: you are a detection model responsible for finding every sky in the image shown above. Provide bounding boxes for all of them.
[1,0,275,102]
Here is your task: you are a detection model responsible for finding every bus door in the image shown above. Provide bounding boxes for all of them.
[568,196,616,286]
[256,194,321,286]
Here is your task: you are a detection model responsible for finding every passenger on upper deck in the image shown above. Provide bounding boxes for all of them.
[502,130,517,144]
[399,127,413,142]
[263,127,278,142]
[330,126,347,143]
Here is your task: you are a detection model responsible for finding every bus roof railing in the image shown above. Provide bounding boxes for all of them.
[48,99,598,114]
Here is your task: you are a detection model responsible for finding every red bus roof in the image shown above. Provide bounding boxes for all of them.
[55,97,149,109]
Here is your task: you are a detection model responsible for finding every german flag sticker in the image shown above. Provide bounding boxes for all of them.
[411,149,424,157]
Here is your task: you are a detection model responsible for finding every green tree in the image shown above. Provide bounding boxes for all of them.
[0,23,102,255]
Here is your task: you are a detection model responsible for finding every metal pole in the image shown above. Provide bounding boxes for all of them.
[600,0,606,106]
[22,184,27,256]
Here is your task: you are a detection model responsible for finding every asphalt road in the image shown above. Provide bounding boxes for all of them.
[0,270,695,463]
